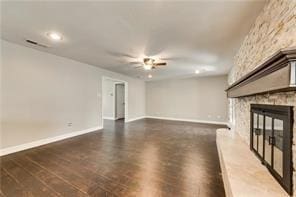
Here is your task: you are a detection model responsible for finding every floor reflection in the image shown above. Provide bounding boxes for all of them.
[0,119,226,197]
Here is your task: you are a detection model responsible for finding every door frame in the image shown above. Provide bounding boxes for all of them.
[102,76,128,128]
[114,82,125,120]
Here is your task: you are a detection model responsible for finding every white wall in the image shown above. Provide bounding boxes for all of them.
[146,76,228,123]
[0,39,227,151]
[103,79,116,119]
[0,40,145,149]
[102,79,124,119]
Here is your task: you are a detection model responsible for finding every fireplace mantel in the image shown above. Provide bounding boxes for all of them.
[226,48,296,98]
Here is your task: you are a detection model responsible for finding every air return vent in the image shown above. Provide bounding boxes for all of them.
[25,39,49,48]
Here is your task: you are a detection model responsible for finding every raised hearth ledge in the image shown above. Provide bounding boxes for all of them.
[216,129,288,197]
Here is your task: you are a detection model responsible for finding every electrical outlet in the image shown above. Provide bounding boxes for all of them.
[67,123,72,127]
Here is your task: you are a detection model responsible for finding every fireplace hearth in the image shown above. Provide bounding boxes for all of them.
[250,104,293,195]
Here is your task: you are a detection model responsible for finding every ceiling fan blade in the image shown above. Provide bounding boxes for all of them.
[105,50,136,59]
[161,57,184,61]
[129,61,142,65]
[154,62,167,66]
[134,65,143,69]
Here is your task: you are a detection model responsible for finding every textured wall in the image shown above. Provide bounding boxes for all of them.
[229,0,296,84]
[228,0,296,194]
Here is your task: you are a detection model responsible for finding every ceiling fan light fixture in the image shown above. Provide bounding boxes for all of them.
[148,74,152,78]
[147,59,153,65]
[144,64,152,70]
[143,58,154,65]
[195,69,200,74]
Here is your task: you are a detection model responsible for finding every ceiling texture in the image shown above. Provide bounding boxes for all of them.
[1,1,265,81]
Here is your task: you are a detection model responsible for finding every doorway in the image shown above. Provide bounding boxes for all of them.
[102,77,128,128]
[115,83,125,120]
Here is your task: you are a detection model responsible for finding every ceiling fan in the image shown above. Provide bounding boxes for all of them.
[105,50,168,70]
[129,57,167,70]
[133,57,167,70]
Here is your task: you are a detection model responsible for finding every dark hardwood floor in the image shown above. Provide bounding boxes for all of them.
[0,119,226,197]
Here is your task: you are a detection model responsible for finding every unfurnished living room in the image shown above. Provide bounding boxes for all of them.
[0,1,295,196]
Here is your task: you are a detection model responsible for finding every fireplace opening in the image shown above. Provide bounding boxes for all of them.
[250,104,293,195]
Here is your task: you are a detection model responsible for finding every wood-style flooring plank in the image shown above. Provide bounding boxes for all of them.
[0,119,226,197]
[11,156,88,197]
[0,168,28,197]
[42,137,184,191]
[29,148,127,195]
[1,159,58,197]
[24,152,94,193]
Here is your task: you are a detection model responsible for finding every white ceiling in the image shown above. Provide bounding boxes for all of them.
[1,1,265,81]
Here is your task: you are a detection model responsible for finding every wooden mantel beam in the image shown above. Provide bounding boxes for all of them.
[226,47,296,98]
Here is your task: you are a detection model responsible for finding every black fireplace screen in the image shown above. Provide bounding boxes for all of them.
[250,104,293,195]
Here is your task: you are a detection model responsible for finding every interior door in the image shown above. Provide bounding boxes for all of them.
[115,83,125,119]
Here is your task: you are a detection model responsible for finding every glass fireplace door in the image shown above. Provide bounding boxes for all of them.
[251,112,264,160]
[252,113,258,152]
[257,114,264,158]
[250,104,293,195]
[264,116,272,166]
[273,118,284,177]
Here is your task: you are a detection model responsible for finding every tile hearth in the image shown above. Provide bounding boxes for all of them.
[216,128,288,197]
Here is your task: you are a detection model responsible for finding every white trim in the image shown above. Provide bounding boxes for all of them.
[125,116,146,123]
[114,82,125,120]
[290,61,296,86]
[145,116,229,125]
[227,122,234,130]
[0,126,102,156]
[103,116,115,120]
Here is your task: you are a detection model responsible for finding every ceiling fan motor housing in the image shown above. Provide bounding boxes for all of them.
[143,58,155,65]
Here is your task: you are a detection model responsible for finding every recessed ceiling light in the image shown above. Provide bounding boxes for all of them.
[148,74,152,78]
[47,32,63,41]
[195,69,200,74]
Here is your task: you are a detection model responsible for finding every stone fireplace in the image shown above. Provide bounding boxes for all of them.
[226,46,296,195]
[227,0,296,195]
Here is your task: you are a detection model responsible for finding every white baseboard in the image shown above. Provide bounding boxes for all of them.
[0,126,102,157]
[103,117,115,120]
[0,117,227,156]
[103,117,125,120]
[125,116,146,123]
[145,116,229,125]
[124,116,228,125]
